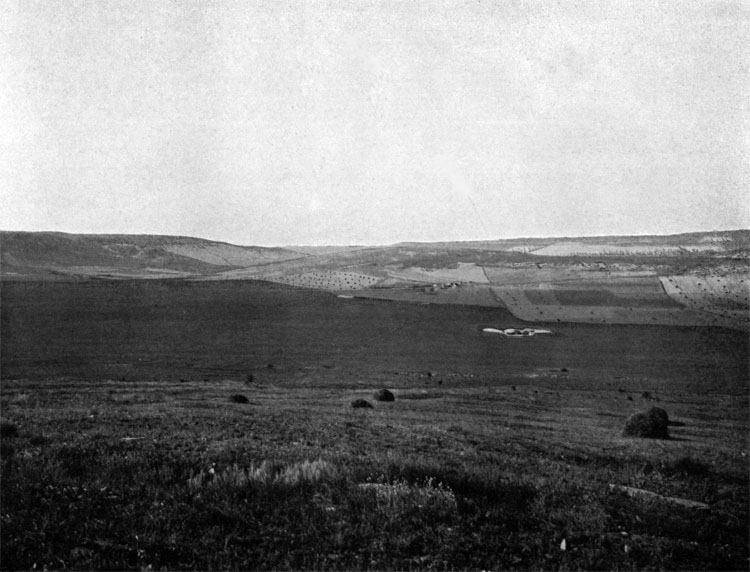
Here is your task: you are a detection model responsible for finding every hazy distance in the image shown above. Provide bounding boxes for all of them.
[2,0,748,246]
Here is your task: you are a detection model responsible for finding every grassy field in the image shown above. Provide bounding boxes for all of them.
[1,280,748,570]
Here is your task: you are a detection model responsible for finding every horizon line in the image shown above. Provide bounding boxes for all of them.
[1,227,747,250]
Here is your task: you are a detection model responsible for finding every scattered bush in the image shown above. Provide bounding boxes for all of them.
[622,408,669,439]
[230,394,249,404]
[374,389,395,402]
[351,399,373,409]
[1,422,19,438]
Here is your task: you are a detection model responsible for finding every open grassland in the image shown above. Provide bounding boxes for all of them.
[1,280,748,570]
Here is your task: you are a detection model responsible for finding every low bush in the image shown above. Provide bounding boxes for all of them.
[230,394,249,404]
[622,408,669,439]
[351,399,373,409]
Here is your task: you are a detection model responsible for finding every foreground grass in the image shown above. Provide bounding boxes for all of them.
[1,376,748,571]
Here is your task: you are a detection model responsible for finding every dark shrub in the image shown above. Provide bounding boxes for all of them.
[1,422,18,439]
[230,394,249,404]
[623,409,669,439]
[351,399,373,409]
[374,389,395,402]
[641,391,652,399]
[647,406,669,425]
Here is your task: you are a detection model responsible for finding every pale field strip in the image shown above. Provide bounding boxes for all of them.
[386,263,490,284]
[164,244,300,265]
[350,284,504,307]
[197,268,267,280]
[481,266,654,286]
[48,266,194,279]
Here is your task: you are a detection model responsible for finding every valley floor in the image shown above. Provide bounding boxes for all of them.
[1,280,748,570]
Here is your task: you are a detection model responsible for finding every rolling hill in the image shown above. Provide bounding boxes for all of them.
[0,232,304,278]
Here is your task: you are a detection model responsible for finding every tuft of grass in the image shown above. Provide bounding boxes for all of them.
[358,476,457,518]
[187,459,338,492]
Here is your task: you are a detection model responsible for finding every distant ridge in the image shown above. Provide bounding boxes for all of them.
[1,229,747,280]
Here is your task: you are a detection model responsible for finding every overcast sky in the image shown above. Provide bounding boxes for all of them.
[2,0,748,245]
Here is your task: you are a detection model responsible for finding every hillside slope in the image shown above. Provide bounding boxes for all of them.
[0,232,303,277]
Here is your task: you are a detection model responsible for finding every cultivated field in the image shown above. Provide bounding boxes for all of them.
[262,271,384,291]
[1,279,748,570]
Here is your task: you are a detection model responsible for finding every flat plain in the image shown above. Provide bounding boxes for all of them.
[1,231,748,570]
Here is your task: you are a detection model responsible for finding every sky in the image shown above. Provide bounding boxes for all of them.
[2,0,749,246]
